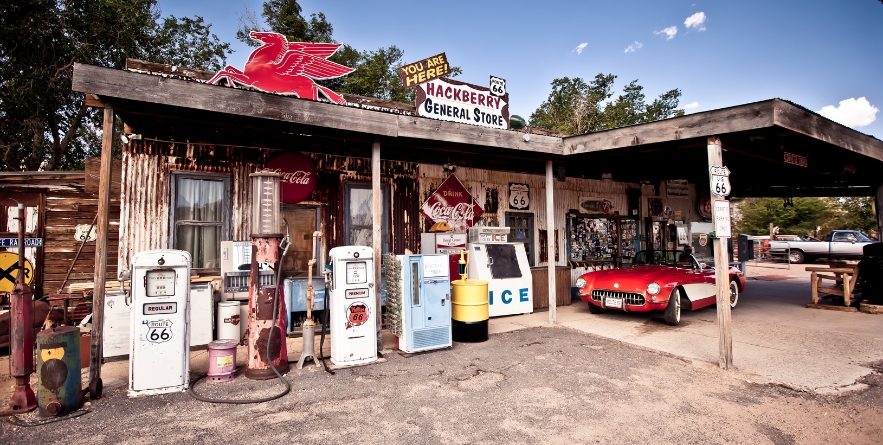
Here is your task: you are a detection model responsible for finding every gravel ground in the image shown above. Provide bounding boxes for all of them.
[2,326,882,444]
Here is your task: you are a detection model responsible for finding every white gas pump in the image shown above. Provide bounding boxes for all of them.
[128,249,191,397]
[329,246,377,366]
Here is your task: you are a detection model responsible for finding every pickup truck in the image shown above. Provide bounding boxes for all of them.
[768,230,879,264]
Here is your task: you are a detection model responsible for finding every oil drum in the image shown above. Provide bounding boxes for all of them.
[37,326,84,416]
[451,279,489,342]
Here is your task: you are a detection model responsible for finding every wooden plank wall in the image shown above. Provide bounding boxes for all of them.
[531,267,572,309]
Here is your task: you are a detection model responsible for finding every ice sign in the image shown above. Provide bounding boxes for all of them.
[146,270,176,296]
[346,262,367,284]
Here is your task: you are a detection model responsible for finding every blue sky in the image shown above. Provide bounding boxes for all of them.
[157,0,883,138]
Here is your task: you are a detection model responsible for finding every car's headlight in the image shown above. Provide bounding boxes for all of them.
[575,277,586,289]
[647,282,660,295]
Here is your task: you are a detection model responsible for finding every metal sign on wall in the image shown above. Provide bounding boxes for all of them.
[265,152,318,203]
[416,78,510,130]
[420,175,484,232]
[508,183,529,209]
[397,53,451,88]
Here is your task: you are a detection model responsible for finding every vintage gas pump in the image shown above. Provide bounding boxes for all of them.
[128,249,192,397]
[244,171,290,379]
[1,203,37,415]
[329,246,377,366]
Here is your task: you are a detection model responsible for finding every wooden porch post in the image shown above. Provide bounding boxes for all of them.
[372,139,382,353]
[708,137,733,370]
[546,160,556,323]
[88,103,114,397]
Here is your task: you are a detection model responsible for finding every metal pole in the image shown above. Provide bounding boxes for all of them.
[545,160,556,324]
[707,137,733,370]
[372,140,382,353]
[88,103,115,399]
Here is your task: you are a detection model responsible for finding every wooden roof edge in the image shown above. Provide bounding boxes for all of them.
[563,99,777,155]
[771,98,883,161]
[0,171,86,180]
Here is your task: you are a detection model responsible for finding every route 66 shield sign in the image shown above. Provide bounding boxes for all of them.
[509,183,530,209]
[709,165,731,197]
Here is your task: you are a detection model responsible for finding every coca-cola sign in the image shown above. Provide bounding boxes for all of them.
[265,152,317,203]
[420,175,484,231]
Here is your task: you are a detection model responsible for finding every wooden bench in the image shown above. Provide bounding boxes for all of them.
[806,264,860,307]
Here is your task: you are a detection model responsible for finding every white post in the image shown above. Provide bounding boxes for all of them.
[372,139,383,353]
[707,137,733,369]
[546,160,556,323]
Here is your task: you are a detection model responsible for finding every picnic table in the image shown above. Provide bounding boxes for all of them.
[806,263,860,307]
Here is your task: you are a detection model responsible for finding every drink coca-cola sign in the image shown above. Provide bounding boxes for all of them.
[420,175,484,231]
[265,152,317,203]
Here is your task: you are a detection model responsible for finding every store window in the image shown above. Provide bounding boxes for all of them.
[505,212,535,266]
[344,182,389,252]
[280,205,320,277]
[171,173,230,270]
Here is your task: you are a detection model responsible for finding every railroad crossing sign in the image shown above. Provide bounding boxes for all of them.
[709,165,731,197]
[0,252,35,292]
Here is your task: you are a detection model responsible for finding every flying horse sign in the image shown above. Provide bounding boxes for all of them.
[208,31,354,104]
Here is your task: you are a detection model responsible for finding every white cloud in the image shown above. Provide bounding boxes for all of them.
[655,26,678,40]
[817,97,879,128]
[624,41,643,53]
[683,102,699,109]
[684,12,707,31]
[572,42,588,54]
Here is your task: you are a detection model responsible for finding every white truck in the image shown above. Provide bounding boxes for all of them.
[768,230,879,264]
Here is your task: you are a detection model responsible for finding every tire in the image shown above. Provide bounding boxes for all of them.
[663,288,681,326]
[788,250,805,264]
[588,302,605,314]
[729,280,739,308]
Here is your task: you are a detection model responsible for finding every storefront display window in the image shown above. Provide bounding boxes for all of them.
[567,214,639,267]
[171,173,230,270]
[344,182,389,252]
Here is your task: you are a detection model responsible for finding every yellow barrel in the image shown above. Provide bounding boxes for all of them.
[451,279,489,342]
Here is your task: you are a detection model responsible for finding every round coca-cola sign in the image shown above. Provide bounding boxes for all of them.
[265,152,317,203]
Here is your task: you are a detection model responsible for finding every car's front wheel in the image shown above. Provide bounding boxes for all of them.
[588,302,605,314]
[729,280,739,308]
[788,250,805,264]
[663,288,681,326]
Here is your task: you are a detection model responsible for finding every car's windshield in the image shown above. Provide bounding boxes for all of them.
[856,232,872,242]
[634,250,686,266]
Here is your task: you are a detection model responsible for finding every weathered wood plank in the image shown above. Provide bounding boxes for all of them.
[73,63,400,138]
[396,114,562,154]
[566,100,776,154]
[773,99,883,161]
[86,157,123,197]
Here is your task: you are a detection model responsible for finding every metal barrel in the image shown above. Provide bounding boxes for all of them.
[451,279,489,342]
[37,326,84,416]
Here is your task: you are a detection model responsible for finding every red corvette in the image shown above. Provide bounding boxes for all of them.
[575,250,747,326]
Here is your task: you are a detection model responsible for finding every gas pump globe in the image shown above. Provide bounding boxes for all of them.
[250,171,282,237]
[245,170,289,379]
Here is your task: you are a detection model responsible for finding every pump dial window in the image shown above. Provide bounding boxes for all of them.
[146,270,176,297]
[346,261,367,284]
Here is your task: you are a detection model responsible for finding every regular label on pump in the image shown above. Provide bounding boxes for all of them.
[143,302,177,315]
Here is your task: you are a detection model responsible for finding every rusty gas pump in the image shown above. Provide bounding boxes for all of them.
[244,171,290,379]
[1,203,37,415]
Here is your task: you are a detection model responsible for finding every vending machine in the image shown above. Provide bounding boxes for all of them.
[329,246,377,366]
[467,227,533,317]
[397,254,452,353]
[220,240,275,301]
[128,249,191,397]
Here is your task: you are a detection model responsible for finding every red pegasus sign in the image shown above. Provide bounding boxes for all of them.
[208,31,354,104]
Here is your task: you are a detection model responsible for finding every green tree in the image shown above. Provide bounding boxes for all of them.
[823,197,878,237]
[733,197,833,238]
[0,0,230,171]
[529,75,684,135]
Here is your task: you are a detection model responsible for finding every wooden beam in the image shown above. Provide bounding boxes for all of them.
[89,103,114,398]
[72,63,400,138]
[772,99,883,161]
[707,136,733,370]
[395,115,562,154]
[84,94,105,108]
[372,139,382,353]
[566,101,777,154]
[546,159,556,324]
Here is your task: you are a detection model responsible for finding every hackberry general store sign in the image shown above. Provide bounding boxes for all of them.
[420,175,484,232]
[416,78,510,130]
